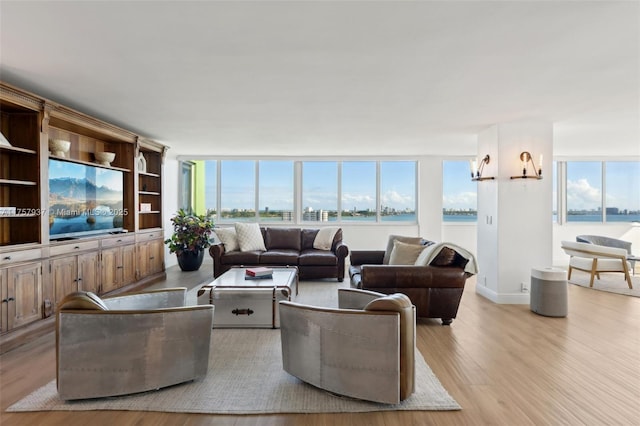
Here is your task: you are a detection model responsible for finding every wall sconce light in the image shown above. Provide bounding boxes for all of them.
[510,151,543,180]
[470,154,495,181]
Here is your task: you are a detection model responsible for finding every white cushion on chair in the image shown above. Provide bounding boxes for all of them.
[570,257,631,272]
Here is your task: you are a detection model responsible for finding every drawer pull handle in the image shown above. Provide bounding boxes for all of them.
[74,246,80,250]
[149,256,155,260]
[1,299,7,303]
[7,297,14,302]
[117,239,122,242]
[232,308,254,316]
[117,266,123,269]
[3,256,10,260]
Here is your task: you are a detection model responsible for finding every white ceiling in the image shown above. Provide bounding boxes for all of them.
[1,1,638,157]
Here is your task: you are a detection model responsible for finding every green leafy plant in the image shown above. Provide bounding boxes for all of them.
[164,209,215,255]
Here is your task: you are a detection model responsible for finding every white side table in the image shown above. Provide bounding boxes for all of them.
[530,267,568,317]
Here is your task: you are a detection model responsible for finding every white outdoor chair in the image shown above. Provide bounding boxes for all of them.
[561,241,633,289]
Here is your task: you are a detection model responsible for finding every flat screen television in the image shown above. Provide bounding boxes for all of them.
[48,158,125,240]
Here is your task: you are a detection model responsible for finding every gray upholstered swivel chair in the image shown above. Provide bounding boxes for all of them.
[56,288,214,400]
[279,288,415,404]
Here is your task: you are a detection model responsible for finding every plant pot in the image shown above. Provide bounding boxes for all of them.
[177,249,205,271]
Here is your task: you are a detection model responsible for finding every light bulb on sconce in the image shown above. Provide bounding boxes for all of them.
[511,151,543,180]
[470,154,495,181]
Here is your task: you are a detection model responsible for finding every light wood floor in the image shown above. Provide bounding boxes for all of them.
[1,263,638,426]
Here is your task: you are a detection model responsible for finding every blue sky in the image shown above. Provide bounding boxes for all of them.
[567,161,640,211]
[442,161,477,210]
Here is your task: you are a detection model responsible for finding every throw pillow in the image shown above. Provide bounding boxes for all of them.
[313,227,339,250]
[388,240,426,265]
[383,235,424,264]
[431,247,457,266]
[214,227,239,252]
[234,222,266,252]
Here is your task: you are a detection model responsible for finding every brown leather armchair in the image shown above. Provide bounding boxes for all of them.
[349,239,476,325]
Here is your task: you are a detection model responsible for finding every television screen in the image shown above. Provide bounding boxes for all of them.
[49,159,125,239]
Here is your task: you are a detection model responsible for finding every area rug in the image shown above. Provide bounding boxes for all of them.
[7,329,460,414]
[568,270,640,297]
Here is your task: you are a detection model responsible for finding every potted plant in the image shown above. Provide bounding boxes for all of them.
[164,209,215,271]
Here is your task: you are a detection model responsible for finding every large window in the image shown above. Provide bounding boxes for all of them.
[567,161,602,222]
[605,161,640,222]
[442,160,477,222]
[342,161,376,222]
[562,160,640,223]
[259,161,294,222]
[185,159,417,224]
[380,161,416,222]
[302,162,338,221]
[220,160,255,221]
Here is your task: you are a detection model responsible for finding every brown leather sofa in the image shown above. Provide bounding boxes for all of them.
[210,227,349,281]
[349,240,475,325]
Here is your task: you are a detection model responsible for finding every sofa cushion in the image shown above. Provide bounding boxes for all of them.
[389,241,426,265]
[260,249,300,265]
[383,235,425,264]
[235,222,266,252]
[220,250,261,265]
[301,229,319,250]
[265,228,301,251]
[299,249,338,266]
[313,227,339,250]
[215,227,239,252]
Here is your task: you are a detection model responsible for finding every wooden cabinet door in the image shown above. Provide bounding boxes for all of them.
[149,239,164,274]
[137,242,150,279]
[100,247,119,294]
[78,252,100,294]
[51,256,78,308]
[0,269,6,333]
[137,239,164,278]
[7,262,42,329]
[121,245,136,286]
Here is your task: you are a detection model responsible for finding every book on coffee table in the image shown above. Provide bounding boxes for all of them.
[244,274,273,280]
[245,267,273,277]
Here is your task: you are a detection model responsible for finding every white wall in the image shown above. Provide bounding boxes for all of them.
[476,122,553,304]
[163,157,180,268]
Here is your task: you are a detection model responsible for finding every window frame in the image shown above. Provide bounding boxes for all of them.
[178,157,418,225]
[556,158,640,224]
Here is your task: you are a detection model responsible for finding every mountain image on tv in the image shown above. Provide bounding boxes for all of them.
[48,159,125,237]
[49,177,123,217]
